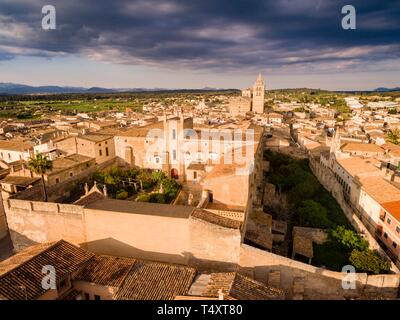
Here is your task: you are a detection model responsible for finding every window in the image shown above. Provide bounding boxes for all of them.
[155,157,160,164]
[70,172,73,177]
[193,171,197,179]
[8,153,11,160]
[208,152,218,160]
[105,141,108,145]
[105,147,109,156]
[55,178,60,183]
[0,152,2,158]
[384,232,388,239]
[99,149,102,156]
[84,293,90,300]
[393,242,397,248]
[98,143,101,147]
[396,226,400,234]
[172,129,176,140]
[94,295,101,300]
[387,218,391,225]
[173,150,177,160]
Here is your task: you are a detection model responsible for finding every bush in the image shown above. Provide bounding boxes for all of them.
[149,193,167,204]
[116,190,128,200]
[313,241,351,271]
[161,177,180,201]
[136,193,151,202]
[137,170,154,190]
[298,200,331,228]
[330,226,368,251]
[349,250,392,274]
[151,170,166,184]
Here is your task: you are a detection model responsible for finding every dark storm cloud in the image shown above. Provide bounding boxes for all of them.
[0,0,399,72]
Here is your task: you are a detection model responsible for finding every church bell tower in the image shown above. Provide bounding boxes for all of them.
[252,72,265,114]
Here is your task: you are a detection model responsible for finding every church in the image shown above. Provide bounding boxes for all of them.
[242,72,266,114]
[229,73,266,116]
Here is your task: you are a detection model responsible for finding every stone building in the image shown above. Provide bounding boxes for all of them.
[54,134,115,165]
[240,73,266,114]
[114,109,259,184]
[228,96,252,116]
[1,154,96,189]
[0,140,34,163]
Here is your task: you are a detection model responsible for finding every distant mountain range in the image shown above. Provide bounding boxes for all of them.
[0,82,399,95]
[0,83,227,95]
[373,87,400,92]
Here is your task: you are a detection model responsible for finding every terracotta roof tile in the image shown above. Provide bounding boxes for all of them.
[0,240,93,300]
[191,209,242,229]
[74,255,135,287]
[115,261,196,300]
[202,272,285,300]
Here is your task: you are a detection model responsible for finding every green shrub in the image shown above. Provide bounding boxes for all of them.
[349,250,392,274]
[116,190,128,200]
[313,241,350,271]
[298,200,331,228]
[151,170,166,183]
[330,226,368,251]
[161,177,180,201]
[149,193,167,204]
[136,193,151,202]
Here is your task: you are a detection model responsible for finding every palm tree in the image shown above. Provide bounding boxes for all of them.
[387,128,400,145]
[28,154,53,202]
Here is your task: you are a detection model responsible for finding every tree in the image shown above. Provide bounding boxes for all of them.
[330,226,368,251]
[161,177,181,201]
[387,128,400,145]
[28,153,53,202]
[151,170,166,184]
[297,200,331,228]
[349,249,392,274]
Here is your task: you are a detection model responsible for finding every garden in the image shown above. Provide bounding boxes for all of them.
[264,149,391,274]
[93,166,181,204]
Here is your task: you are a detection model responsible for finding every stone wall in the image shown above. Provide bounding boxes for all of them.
[239,244,400,300]
[309,157,399,273]
[5,197,241,267]
[189,216,241,271]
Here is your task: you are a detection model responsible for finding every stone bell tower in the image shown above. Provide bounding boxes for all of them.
[252,72,265,114]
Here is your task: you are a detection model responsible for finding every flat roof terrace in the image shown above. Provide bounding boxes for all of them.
[84,198,194,219]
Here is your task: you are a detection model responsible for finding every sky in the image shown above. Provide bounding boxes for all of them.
[0,0,399,90]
